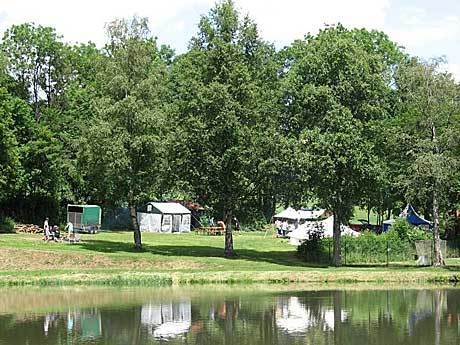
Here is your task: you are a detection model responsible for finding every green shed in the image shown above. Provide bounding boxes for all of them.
[67,204,102,233]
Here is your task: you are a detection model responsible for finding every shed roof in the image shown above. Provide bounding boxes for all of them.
[147,202,191,214]
[67,204,101,209]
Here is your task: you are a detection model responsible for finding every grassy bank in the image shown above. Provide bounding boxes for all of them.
[0,231,459,286]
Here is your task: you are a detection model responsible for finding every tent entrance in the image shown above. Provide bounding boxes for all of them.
[172,215,181,233]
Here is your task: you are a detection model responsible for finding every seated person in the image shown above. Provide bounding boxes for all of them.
[52,225,60,240]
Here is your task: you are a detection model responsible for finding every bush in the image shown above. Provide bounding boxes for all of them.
[240,219,268,232]
[298,228,417,264]
[297,237,331,264]
[0,216,15,233]
[391,218,413,241]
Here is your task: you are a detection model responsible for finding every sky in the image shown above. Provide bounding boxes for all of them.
[0,0,459,79]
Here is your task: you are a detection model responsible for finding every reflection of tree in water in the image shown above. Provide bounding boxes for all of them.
[0,289,460,345]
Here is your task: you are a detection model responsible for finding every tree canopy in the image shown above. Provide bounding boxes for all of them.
[0,1,458,262]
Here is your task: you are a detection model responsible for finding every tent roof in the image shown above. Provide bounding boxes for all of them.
[274,207,299,220]
[298,209,326,220]
[400,204,431,226]
[147,202,191,214]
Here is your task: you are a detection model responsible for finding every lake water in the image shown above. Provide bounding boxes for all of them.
[0,286,459,345]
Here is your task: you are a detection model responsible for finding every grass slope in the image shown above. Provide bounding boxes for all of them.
[0,231,458,286]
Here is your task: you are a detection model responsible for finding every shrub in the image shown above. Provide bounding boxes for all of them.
[391,218,414,241]
[0,216,15,233]
[297,236,331,264]
[407,227,432,242]
[298,228,417,264]
[240,219,268,232]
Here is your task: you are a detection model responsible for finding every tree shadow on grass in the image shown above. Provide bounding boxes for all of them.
[72,239,460,271]
[74,239,329,268]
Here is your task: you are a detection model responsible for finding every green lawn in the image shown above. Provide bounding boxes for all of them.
[0,231,458,286]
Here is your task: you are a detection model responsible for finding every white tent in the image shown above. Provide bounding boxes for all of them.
[137,202,191,233]
[297,209,326,221]
[274,207,299,220]
[288,215,359,246]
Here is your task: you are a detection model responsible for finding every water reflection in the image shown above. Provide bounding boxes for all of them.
[276,296,347,333]
[141,299,191,339]
[0,288,459,345]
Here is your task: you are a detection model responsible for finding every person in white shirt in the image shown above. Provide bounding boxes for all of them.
[43,217,50,241]
[281,220,288,237]
[64,221,74,238]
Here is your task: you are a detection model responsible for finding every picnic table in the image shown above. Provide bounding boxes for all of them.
[195,226,226,236]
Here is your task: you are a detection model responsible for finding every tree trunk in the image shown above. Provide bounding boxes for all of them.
[433,188,445,266]
[332,211,341,267]
[432,123,445,267]
[333,291,342,345]
[434,290,443,345]
[130,205,142,250]
[224,209,234,257]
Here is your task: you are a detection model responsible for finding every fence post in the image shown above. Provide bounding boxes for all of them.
[431,240,434,266]
[344,241,347,266]
[386,241,389,267]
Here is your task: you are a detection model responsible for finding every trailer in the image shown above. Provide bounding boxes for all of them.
[67,204,102,233]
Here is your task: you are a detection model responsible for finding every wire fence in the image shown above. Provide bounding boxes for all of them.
[298,237,460,266]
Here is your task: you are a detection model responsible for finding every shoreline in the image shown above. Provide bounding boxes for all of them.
[0,269,458,287]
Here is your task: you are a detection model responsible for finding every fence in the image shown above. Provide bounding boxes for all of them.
[298,236,460,266]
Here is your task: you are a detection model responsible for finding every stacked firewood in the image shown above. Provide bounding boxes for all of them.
[14,223,43,234]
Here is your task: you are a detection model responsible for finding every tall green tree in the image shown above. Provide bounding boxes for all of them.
[395,58,460,266]
[80,16,168,249]
[0,88,23,203]
[282,25,404,265]
[299,108,378,266]
[170,0,280,256]
[2,23,68,120]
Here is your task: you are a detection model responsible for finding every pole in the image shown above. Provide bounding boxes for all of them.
[386,241,389,267]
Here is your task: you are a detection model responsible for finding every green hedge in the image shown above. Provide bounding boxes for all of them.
[298,220,435,264]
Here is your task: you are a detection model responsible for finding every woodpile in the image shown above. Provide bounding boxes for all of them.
[195,221,226,236]
[14,223,42,234]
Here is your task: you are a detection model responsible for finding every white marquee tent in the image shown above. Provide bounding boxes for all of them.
[137,202,191,233]
[274,207,300,220]
[297,209,326,221]
[288,215,359,246]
